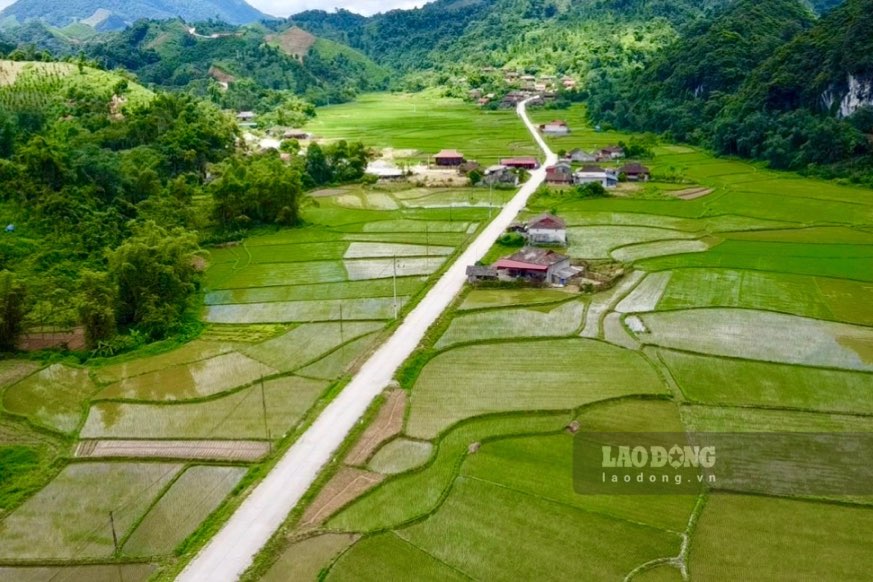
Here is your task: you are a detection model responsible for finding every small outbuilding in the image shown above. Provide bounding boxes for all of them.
[482,165,518,186]
[466,265,498,284]
[566,149,596,163]
[545,163,573,185]
[500,157,540,170]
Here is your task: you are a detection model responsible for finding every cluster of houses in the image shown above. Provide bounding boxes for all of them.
[467,214,583,287]
[545,161,651,187]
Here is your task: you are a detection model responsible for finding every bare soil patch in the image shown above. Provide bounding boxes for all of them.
[74,439,270,461]
[208,65,236,85]
[299,467,384,528]
[267,26,316,59]
[345,389,406,465]
[673,187,714,200]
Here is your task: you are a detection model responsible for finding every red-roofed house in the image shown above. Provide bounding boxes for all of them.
[434,149,466,167]
[526,213,567,245]
[493,247,579,286]
[620,163,651,181]
[500,157,540,170]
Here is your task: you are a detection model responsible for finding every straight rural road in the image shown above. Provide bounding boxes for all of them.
[177,98,557,582]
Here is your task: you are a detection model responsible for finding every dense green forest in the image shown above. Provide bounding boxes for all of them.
[587,0,873,180]
[0,62,369,354]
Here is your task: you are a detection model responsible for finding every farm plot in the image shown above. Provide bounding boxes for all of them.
[80,376,327,440]
[392,477,680,581]
[689,493,873,581]
[459,288,572,310]
[123,465,246,556]
[344,257,445,280]
[0,462,180,559]
[615,272,672,313]
[612,239,711,263]
[566,226,697,259]
[435,300,585,348]
[344,242,454,258]
[399,188,516,209]
[297,332,381,380]
[0,565,156,582]
[3,364,96,433]
[680,405,873,433]
[368,439,433,475]
[75,439,270,461]
[204,297,406,323]
[94,341,236,384]
[406,338,667,439]
[205,277,424,305]
[358,219,473,233]
[211,261,348,290]
[95,352,276,401]
[660,350,873,414]
[243,321,383,372]
[343,231,468,246]
[638,308,873,371]
[657,269,873,324]
[262,534,359,582]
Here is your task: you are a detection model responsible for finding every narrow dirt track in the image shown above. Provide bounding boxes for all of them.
[176,98,557,582]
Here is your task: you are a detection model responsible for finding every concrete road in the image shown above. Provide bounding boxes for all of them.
[176,98,556,582]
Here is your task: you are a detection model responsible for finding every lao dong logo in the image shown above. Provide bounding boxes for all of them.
[601,444,716,470]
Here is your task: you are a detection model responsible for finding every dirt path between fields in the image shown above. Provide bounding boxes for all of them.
[176,98,557,582]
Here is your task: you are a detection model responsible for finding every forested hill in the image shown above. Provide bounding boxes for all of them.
[17,19,389,110]
[0,0,269,30]
[587,0,873,179]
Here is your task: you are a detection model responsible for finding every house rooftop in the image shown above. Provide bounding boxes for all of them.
[500,247,569,268]
[435,149,465,158]
[527,213,566,230]
[621,163,650,173]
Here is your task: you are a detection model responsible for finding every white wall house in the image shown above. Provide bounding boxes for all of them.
[574,166,618,189]
[526,213,567,245]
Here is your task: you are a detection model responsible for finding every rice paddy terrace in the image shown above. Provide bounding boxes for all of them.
[1,92,872,580]
[249,100,873,580]
[0,182,495,580]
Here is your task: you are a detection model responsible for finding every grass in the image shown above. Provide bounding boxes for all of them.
[661,350,873,414]
[638,308,873,371]
[242,322,383,372]
[2,364,96,433]
[368,439,433,475]
[407,338,667,439]
[689,493,873,580]
[80,376,327,440]
[0,462,181,559]
[657,269,873,325]
[123,465,247,557]
[95,352,276,401]
[434,300,585,349]
[305,91,538,166]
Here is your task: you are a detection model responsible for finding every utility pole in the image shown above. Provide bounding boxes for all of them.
[489,181,494,219]
[425,222,430,267]
[392,254,398,319]
[109,511,119,556]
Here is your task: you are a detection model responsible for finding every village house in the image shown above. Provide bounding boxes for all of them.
[482,165,518,186]
[458,161,482,175]
[574,165,618,188]
[501,157,540,170]
[283,129,310,140]
[540,120,570,136]
[236,111,256,122]
[545,162,573,185]
[562,77,577,89]
[434,149,466,167]
[526,213,567,245]
[493,247,580,286]
[620,162,651,181]
[566,149,596,163]
[597,146,625,161]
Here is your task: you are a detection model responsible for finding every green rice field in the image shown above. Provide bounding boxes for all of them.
[254,97,873,582]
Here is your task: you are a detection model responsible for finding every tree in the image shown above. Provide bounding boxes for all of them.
[0,271,27,351]
[305,143,332,186]
[78,271,116,349]
[108,221,202,339]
